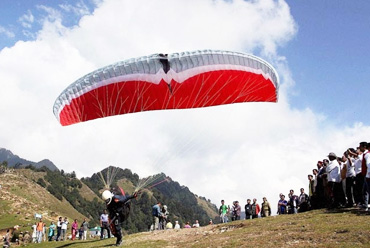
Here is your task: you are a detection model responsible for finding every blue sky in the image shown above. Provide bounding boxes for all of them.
[1,0,370,209]
[284,0,370,124]
[0,0,96,48]
[1,0,369,125]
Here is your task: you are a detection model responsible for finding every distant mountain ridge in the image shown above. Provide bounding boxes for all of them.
[0,148,59,171]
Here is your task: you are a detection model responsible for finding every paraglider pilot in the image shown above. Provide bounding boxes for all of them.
[102,189,139,246]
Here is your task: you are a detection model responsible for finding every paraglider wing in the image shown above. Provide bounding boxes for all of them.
[53,50,279,126]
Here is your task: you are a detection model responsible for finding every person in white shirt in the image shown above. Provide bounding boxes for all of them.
[174,221,180,229]
[192,220,200,228]
[326,152,343,208]
[348,146,364,206]
[60,217,68,241]
[345,149,356,207]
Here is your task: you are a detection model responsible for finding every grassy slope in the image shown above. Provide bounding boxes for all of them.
[21,208,370,248]
[0,171,87,231]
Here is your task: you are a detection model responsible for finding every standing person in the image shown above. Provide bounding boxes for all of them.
[251,198,260,219]
[100,210,110,239]
[36,218,45,243]
[345,148,356,207]
[81,219,89,240]
[298,188,309,212]
[244,199,252,220]
[261,197,271,217]
[219,200,229,223]
[233,201,241,220]
[101,189,139,246]
[152,202,162,230]
[348,147,364,206]
[192,220,200,228]
[3,229,11,248]
[277,195,288,214]
[31,222,37,243]
[71,219,78,241]
[360,142,370,211]
[326,152,342,208]
[61,217,69,241]
[288,190,298,214]
[160,205,169,230]
[174,221,180,229]
[311,171,319,209]
[48,221,56,241]
[56,217,62,241]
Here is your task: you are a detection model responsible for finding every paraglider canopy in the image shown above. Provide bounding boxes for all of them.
[53,50,279,126]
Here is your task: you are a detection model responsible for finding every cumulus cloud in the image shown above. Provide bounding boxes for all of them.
[0,0,366,213]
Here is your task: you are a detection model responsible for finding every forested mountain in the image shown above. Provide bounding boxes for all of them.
[82,166,219,233]
[0,162,218,234]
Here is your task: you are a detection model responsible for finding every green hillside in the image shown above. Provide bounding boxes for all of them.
[0,165,219,238]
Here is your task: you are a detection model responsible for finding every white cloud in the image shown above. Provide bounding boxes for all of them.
[0,0,366,214]
[0,25,15,38]
[18,10,35,29]
[59,1,91,17]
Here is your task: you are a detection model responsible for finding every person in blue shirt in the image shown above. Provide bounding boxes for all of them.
[277,195,288,214]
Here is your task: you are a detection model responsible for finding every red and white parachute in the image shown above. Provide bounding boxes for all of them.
[53,50,279,126]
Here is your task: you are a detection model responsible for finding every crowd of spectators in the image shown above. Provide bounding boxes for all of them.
[5,216,90,246]
[151,202,204,231]
[304,141,370,211]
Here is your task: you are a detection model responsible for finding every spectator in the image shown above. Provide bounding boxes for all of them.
[349,146,364,206]
[232,201,241,220]
[71,219,78,241]
[298,188,309,212]
[184,222,191,228]
[311,170,319,209]
[61,217,69,241]
[36,218,45,243]
[192,220,200,228]
[56,217,62,241]
[219,200,229,223]
[166,221,173,229]
[327,152,342,208]
[174,221,180,229]
[81,218,89,240]
[48,221,56,241]
[31,222,37,243]
[360,142,370,211]
[345,148,356,207]
[160,205,169,230]
[251,198,260,218]
[288,190,298,214]
[152,202,162,230]
[100,210,110,239]
[3,229,11,248]
[244,199,252,220]
[23,231,31,244]
[261,197,271,217]
[277,195,287,214]
[308,175,314,198]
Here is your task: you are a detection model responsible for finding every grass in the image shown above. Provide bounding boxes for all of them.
[16,208,370,248]
[0,200,20,229]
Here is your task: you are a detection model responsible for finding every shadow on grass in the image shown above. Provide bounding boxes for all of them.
[56,239,107,247]
[325,207,370,215]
